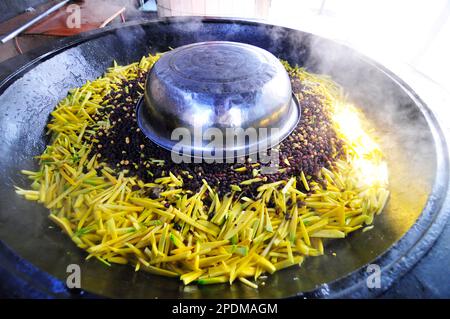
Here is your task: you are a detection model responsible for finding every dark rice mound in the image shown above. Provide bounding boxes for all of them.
[87,70,344,196]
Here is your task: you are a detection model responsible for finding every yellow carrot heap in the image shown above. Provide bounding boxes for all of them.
[16,54,389,288]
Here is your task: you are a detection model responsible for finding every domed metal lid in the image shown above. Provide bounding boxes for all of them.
[137,41,300,159]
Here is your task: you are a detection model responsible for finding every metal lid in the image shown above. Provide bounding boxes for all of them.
[137,41,300,158]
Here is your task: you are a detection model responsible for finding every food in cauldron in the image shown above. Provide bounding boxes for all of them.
[15,51,389,288]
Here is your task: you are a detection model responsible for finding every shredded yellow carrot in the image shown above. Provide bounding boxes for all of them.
[16,55,389,288]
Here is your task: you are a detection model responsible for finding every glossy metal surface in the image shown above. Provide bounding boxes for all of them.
[0,0,71,44]
[0,18,449,298]
[139,41,300,157]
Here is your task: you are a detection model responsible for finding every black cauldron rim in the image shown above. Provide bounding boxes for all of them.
[0,17,449,299]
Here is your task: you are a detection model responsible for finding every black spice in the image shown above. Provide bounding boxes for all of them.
[87,70,344,196]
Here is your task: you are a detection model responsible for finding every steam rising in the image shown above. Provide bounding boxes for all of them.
[260,22,435,185]
[111,17,435,190]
